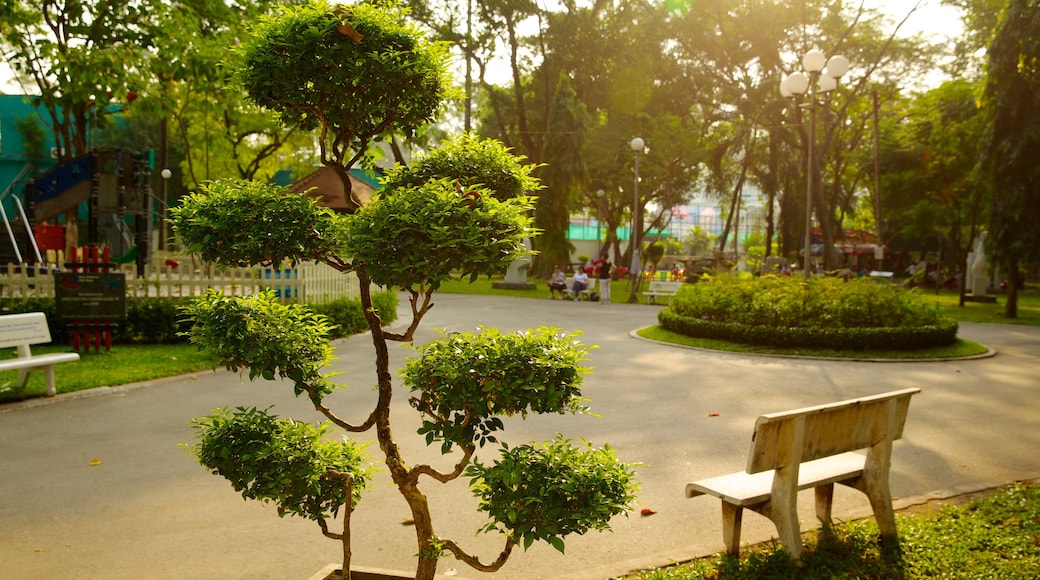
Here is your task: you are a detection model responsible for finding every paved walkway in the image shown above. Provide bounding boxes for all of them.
[2,294,1038,579]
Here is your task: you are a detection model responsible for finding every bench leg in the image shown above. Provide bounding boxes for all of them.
[815,483,835,525]
[721,502,744,556]
[44,365,57,397]
[857,474,897,543]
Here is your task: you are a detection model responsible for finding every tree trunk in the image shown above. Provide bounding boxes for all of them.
[1005,262,1020,319]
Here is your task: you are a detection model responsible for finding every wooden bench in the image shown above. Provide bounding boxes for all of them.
[0,312,80,397]
[642,280,682,304]
[685,387,920,562]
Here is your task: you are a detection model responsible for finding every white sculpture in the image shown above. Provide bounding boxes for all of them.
[967,233,991,295]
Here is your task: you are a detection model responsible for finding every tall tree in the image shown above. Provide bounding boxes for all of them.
[0,0,166,161]
[535,73,588,275]
[671,0,941,268]
[979,0,1040,318]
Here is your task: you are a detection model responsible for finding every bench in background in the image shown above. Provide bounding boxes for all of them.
[562,276,592,301]
[643,280,682,304]
[0,312,80,397]
[685,387,921,562]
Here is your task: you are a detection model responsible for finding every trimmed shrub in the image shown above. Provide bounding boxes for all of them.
[309,289,398,340]
[0,296,192,344]
[0,291,398,345]
[660,274,958,350]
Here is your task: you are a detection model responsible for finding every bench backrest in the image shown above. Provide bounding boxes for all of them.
[0,312,54,350]
[648,280,682,291]
[746,388,920,474]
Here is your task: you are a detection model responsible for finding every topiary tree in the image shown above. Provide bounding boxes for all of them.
[170,2,638,580]
[233,0,455,202]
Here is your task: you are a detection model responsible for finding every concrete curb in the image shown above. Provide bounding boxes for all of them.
[629,326,998,363]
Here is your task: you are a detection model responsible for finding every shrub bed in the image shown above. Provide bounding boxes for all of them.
[0,290,398,345]
[659,274,958,350]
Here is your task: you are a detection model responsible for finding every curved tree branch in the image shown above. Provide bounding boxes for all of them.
[383,287,435,342]
[409,445,476,483]
[442,537,514,573]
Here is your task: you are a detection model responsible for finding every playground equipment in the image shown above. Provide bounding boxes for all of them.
[1,148,156,273]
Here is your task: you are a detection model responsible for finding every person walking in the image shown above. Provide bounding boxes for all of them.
[595,253,613,304]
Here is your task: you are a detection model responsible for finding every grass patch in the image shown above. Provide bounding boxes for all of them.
[626,481,1040,580]
[436,275,665,303]
[637,325,990,359]
[916,288,1040,326]
[0,343,218,403]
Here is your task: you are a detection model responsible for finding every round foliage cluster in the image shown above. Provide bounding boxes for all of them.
[466,436,639,553]
[403,327,590,452]
[234,0,453,138]
[191,406,370,523]
[169,179,346,268]
[342,178,535,291]
[661,274,958,350]
[383,132,542,200]
[183,290,336,398]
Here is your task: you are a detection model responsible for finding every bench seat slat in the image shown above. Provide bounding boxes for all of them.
[0,352,81,371]
[685,451,865,505]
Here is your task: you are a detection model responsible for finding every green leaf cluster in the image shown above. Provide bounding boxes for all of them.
[382,132,542,200]
[181,290,336,398]
[169,179,347,268]
[341,178,535,290]
[234,0,453,139]
[403,327,590,451]
[466,436,639,553]
[190,406,370,522]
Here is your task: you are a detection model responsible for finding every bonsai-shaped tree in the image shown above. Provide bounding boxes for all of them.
[234,0,455,201]
[170,2,638,579]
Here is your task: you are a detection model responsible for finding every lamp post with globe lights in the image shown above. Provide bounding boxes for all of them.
[159,168,172,251]
[626,137,645,303]
[780,47,849,279]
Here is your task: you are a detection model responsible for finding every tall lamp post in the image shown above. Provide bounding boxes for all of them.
[627,137,645,303]
[596,189,606,255]
[781,47,849,279]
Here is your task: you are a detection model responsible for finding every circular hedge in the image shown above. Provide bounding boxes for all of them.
[658,274,958,351]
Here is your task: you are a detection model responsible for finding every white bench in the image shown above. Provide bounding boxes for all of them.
[642,280,682,304]
[563,275,592,301]
[685,387,920,562]
[0,312,80,397]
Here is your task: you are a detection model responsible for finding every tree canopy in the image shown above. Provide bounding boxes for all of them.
[980,0,1040,317]
[233,0,455,198]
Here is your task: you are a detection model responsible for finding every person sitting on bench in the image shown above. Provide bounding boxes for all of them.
[548,265,567,299]
[572,269,590,297]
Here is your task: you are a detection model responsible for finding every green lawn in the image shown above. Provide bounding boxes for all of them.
[0,343,218,403]
[625,481,1040,580]
[915,287,1040,326]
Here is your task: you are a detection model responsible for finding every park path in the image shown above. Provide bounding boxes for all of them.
[1,294,1038,579]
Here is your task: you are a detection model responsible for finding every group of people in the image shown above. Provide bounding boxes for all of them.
[548,254,614,303]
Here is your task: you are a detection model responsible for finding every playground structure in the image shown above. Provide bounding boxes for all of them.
[1,148,157,273]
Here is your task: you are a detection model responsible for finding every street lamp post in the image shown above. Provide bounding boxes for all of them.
[627,137,644,303]
[781,47,849,279]
[596,189,606,255]
[160,168,172,252]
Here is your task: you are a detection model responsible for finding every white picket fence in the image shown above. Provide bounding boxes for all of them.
[0,254,360,304]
